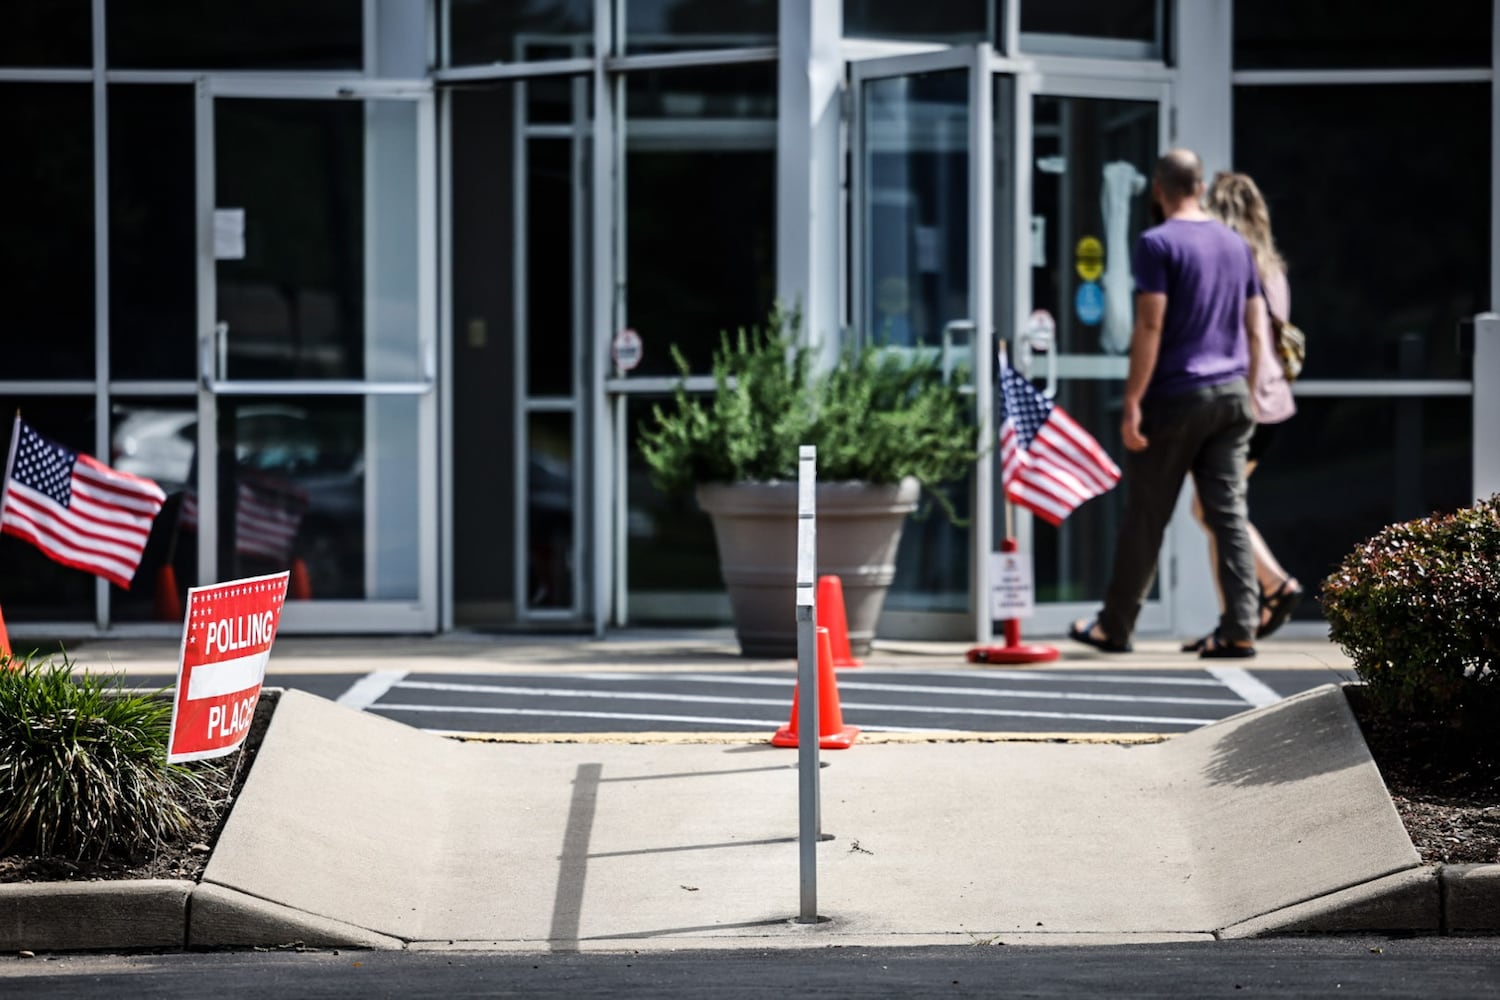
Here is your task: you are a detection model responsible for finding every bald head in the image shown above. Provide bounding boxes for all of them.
[1153,148,1203,203]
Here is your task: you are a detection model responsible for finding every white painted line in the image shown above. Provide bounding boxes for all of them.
[1205,666,1283,708]
[387,681,1214,727]
[576,669,1228,688]
[336,669,409,710]
[398,676,1236,708]
[668,674,1243,708]
[371,703,957,733]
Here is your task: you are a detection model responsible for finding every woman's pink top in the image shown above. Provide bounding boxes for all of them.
[1254,267,1297,425]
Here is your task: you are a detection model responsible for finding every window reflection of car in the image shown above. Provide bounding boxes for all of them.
[111,405,364,598]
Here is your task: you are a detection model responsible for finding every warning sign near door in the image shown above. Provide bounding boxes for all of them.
[167,571,289,763]
[989,550,1036,620]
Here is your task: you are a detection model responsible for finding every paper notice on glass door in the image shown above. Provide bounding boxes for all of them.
[214,208,246,260]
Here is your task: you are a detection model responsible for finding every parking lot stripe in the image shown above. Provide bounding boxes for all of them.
[371,703,955,733]
[1204,666,1282,708]
[336,669,408,710]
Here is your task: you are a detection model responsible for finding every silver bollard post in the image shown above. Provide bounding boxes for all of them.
[795,445,819,923]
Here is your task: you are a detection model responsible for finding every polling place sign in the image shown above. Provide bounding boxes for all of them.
[167,571,289,763]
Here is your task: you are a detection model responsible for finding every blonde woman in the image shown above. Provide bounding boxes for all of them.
[1183,172,1301,650]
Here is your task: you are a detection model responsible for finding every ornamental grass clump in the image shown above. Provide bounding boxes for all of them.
[0,653,207,864]
[1321,495,1500,760]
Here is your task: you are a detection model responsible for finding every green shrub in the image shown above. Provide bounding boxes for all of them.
[638,306,979,506]
[1321,495,1500,750]
[0,653,208,863]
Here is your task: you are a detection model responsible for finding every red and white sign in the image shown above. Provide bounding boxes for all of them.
[167,571,289,763]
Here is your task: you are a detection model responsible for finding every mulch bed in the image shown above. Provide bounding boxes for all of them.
[1,687,1496,883]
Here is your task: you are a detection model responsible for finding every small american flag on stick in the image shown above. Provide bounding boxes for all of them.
[998,363,1121,526]
[1,416,167,588]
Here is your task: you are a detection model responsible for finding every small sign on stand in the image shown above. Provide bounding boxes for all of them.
[989,549,1036,621]
[167,571,289,763]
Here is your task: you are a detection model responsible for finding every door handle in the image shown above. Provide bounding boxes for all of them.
[200,323,437,396]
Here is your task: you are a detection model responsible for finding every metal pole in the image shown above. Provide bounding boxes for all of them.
[795,444,819,923]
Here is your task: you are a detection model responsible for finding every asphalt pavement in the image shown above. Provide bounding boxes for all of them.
[95,625,1354,738]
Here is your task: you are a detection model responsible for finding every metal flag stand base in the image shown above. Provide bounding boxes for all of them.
[966,535,1061,664]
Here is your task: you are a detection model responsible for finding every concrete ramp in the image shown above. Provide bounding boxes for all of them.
[194,686,1426,949]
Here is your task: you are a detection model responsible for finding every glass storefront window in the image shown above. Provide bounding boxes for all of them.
[0,84,94,380]
[1,0,90,67]
[625,396,722,615]
[214,397,373,600]
[624,0,776,55]
[623,63,776,376]
[110,85,196,382]
[1234,0,1491,70]
[107,0,362,71]
[1028,93,1157,604]
[1234,84,1489,380]
[0,400,98,624]
[445,0,593,65]
[1020,0,1163,58]
[862,69,970,350]
[450,86,519,624]
[1245,396,1473,621]
[109,398,200,623]
[214,99,365,381]
[527,413,574,609]
[843,0,989,45]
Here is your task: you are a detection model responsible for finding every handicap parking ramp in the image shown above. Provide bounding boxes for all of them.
[192,685,1425,950]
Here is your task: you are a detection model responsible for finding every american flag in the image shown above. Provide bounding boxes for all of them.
[998,364,1121,526]
[1,417,167,588]
[179,474,307,564]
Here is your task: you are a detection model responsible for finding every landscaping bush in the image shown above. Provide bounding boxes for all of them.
[1321,495,1500,757]
[0,654,208,864]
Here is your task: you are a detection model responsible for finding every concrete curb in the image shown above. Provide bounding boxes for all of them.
[6,864,1497,952]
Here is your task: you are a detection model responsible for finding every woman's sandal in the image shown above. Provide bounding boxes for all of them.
[1181,633,1211,653]
[1257,578,1304,639]
[1068,619,1132,654]
[1198,628,1255,659]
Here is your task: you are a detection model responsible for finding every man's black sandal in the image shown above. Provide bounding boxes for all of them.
[1198,629,1256,659]
[1068,619,1132,654]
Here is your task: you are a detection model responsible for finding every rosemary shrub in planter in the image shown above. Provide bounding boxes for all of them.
[639,309,978,657]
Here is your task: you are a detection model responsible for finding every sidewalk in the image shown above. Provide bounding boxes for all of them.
[4,627,1495,952]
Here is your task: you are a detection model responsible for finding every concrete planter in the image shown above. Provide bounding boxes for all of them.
[695,477,920,658]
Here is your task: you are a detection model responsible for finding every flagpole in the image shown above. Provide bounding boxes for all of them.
[967,340,1058,666]
[0,413,22,526]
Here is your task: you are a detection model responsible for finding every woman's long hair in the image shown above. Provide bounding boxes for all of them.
[1206,171,1285,276]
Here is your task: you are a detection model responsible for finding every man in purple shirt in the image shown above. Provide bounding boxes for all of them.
[1070,148,1267,658]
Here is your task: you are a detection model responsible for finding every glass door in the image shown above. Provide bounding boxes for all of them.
[1013,75,1169,635]
[194,79,438,632]
[850,46,998,642]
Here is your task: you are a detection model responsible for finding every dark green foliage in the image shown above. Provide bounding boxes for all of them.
[638,307,979,506]
[1321,495,1500,756]
[0,653,208,863]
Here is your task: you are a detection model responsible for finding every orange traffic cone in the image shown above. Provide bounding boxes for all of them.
[771,626,860,749]
[154,564,183,622]
[816,574,862,668]
[289,557,312,600]
[0,602,11,666]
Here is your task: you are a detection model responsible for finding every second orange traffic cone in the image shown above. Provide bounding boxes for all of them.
[289,557,313,600]
[771,626,860,749]
[816,574,862,667]
[154,564,183,622]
